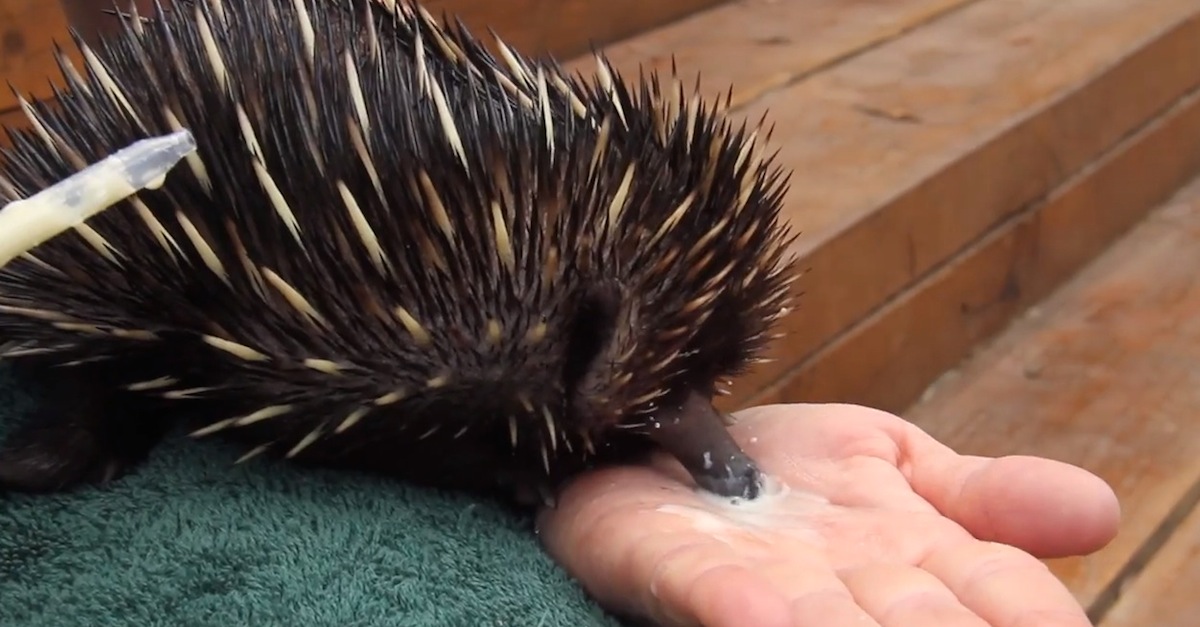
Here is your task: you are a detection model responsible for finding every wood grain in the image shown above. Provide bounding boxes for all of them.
[904,173,1200,611]
[540,0,728,60]
[719,0,1200,409]
[2,0,977,121]
[2,0,728,137]
[753,83,1200,413]
[0,0,80,112]
[2,0,728,115]
[566,0,980,110]
[421,0,730,59]
[1100,494,1200,626]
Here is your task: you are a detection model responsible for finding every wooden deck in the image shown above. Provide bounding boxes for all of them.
[4,0,1200,623]
[579,0,1200,414]
[907,174,1200,624]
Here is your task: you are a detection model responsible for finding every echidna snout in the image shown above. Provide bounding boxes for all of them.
[643,390,763,499]
[561,283,765,500]
[0,0,795,505]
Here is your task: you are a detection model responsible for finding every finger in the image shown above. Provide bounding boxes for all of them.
[787,589,882,627]
[635,559,884,627]
[838,564,990,627]
[632,541,790,627]
[537,467,676,607]
[749,559,883,627]
[683,563,793,627]
[892,421,1120,558]
[626,539,883,627]
[663,538,886,627]
[536,468,761,626]
[920,539,1092,627]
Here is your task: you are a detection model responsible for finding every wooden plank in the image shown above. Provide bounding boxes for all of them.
[0,0,80,113]
[717,0,1200,409]
[1100,497,1200,626]
[903,173,1200,612]
[564,0,978,109]
[56,0,732,59]
[515,0,727,60]
[383,0,732,59]
[6,0,982,117]
[3,0,728,115]
[2,0,979,130]
[753,78,1200,412]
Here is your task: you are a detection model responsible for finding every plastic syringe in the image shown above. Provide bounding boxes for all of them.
[0,129,197,267]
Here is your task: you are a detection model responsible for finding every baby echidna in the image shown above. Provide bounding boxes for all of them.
[0,0,796,505]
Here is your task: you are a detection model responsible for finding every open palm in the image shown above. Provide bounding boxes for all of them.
[537,403,1119,627]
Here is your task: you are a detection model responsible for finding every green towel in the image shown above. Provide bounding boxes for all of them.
[0,365,621,626]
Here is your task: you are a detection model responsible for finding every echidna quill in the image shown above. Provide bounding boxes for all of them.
[0,0,797,506]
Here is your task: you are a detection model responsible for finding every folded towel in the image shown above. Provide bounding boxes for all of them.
[0,366,620,626]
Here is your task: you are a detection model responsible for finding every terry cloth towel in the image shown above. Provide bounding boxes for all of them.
[0,365,622,626]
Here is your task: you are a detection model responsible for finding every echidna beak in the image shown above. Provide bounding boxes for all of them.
[647,389,763,500]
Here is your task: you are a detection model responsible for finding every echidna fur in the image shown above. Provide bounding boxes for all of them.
[0,0,797,506]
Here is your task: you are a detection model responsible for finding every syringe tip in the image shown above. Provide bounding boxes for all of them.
[117,129,198,190]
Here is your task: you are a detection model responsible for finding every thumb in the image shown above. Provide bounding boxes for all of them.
[900,424,1120,558]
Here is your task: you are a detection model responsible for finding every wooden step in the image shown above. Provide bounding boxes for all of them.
[579,0,1200,412]
[905,173,1200,625]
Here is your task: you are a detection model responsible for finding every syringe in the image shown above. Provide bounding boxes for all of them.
[0,129,197,267]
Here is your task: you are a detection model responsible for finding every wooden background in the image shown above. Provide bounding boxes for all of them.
[0,0,726,120]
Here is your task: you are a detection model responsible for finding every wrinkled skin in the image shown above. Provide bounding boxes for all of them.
[538,403,1120,627]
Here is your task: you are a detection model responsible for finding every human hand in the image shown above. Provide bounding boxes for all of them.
[537,403,1120,626]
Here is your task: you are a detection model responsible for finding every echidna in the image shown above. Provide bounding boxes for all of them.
[0,0,796,506]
